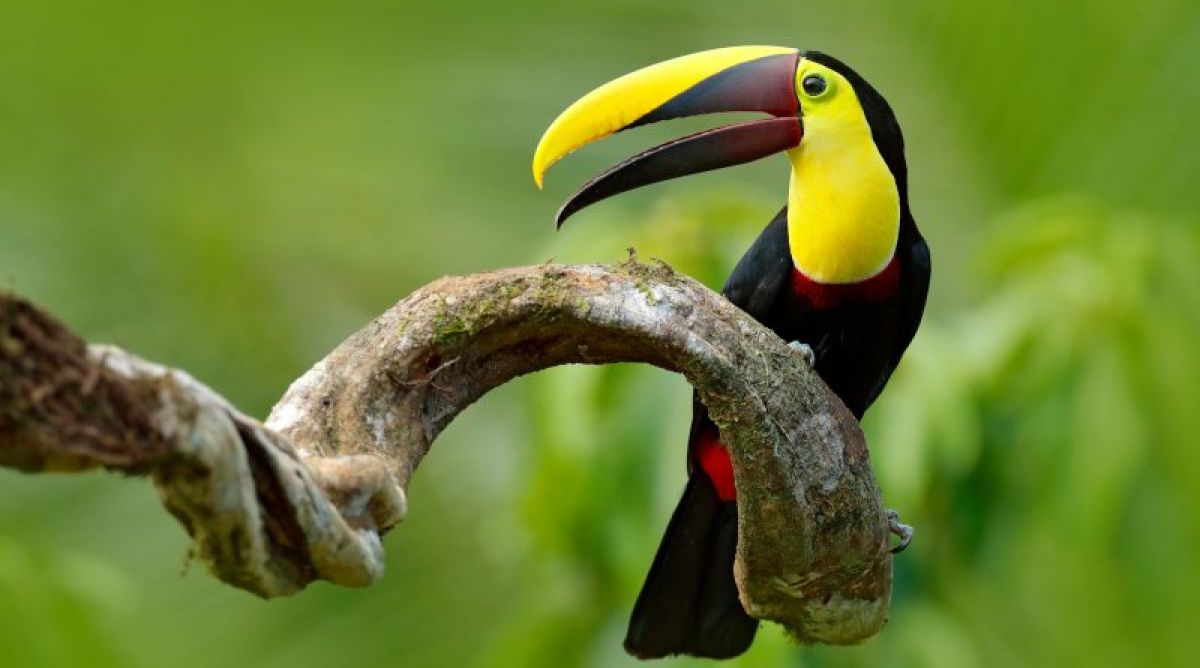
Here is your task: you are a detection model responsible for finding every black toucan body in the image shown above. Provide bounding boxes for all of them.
[533,47,930,659]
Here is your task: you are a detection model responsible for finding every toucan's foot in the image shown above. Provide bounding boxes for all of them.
[788,341,816,368]
[886,509,913,554]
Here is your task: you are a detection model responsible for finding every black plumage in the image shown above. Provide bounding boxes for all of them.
[624,52,930,659]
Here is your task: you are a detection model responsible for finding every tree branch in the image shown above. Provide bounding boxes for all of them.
[0,258,892,644]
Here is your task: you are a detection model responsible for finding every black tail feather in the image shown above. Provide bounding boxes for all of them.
[624,475,758,660]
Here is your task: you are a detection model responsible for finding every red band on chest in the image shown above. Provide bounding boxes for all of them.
[790,255,901,309]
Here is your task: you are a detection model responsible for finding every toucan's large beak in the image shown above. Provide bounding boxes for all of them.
[532,46,803,227]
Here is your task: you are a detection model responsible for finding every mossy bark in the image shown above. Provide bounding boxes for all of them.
[268,258,892,642]
[1,259,894,644]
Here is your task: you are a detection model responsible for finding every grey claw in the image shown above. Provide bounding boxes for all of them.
[788,341,815,368]
[886,508,913,554]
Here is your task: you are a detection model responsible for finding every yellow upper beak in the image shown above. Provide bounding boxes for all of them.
[532,46,798,188]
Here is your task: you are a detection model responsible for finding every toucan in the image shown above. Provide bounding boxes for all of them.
[532,46,930,660]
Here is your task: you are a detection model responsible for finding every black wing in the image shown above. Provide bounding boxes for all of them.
[861,221,930,410]
[720,207,792,321]
[893,225,931,367]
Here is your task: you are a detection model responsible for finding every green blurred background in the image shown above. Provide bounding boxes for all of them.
[2,1,1199,666]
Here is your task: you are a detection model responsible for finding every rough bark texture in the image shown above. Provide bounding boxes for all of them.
[0,258,893,644]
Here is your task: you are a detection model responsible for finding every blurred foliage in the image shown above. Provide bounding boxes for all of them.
[1,1,1199,667]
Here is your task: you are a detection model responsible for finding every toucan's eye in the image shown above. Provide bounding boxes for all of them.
[801,74,828,97]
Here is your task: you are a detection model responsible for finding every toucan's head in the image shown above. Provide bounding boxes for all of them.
[532,47,908,231]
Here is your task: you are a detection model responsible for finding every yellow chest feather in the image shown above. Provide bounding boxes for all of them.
[786,123,900,284]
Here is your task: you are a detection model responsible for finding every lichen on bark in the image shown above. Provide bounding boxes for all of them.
[0,258,895,644]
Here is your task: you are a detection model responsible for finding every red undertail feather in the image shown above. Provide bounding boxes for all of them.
[694,427,737,502]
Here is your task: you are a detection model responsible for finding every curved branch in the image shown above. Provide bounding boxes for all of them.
[0,258,892,644]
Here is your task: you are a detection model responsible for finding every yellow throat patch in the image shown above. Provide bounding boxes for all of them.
[786,61,900,284]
